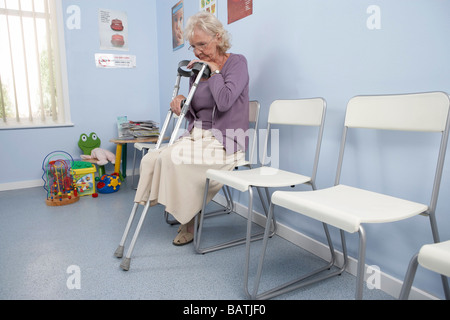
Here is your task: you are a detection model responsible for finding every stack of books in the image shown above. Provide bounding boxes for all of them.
[122,120,160,138]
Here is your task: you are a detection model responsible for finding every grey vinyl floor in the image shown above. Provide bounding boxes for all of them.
[0,180,394,301]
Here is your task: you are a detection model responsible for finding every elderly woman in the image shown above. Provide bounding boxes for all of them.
[134,11,250,246]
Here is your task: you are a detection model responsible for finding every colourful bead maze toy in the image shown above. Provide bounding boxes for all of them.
[42,151,79,206]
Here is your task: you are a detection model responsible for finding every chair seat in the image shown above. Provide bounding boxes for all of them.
[135,142,169,152]
[271,184,428,233]
[206,166,312,192]
[234,159,250,168]
[418,240,450,277]
[134,142,155,151]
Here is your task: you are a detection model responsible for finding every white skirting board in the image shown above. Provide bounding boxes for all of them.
[0,179,43,191]
[212,193,439,300]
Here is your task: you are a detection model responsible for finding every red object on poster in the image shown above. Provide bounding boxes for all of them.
[111,34,125,47]
[228,0,253,24]
[111,19,124,31]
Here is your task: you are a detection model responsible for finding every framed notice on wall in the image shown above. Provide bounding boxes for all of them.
[172,1,185,51]
[200,0,217,16]
[99,9,129,51]
[228,0,252,24]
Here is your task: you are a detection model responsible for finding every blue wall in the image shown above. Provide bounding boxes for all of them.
[1,0,449,299]
[154,0,450,299]
[0,0,160,186]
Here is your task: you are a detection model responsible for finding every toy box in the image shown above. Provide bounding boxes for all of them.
[72,164,97,196]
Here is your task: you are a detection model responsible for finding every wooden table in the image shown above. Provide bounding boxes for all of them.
[110,136,159,179]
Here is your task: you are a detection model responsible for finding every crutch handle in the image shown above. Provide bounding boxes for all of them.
[178,60,194,77]
[178,60,211,79]
[192,62,211,79]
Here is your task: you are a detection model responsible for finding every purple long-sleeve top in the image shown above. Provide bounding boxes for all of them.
[185,53,250,155]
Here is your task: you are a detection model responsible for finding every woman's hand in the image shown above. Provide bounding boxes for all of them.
[170,95,186,116]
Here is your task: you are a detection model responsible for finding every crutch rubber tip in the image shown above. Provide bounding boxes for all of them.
[120,258,131,271]
[114,245,124,258]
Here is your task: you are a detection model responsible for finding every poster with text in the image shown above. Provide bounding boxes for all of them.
[95,54,136,69]
[172,1,185,51]
[228,0,252,24]
[200,0,217,16]
[99,9,129,51]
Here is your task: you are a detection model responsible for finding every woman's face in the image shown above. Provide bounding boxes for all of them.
[189,28,218,62]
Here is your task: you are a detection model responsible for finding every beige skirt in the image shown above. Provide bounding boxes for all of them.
[134,127,244,225]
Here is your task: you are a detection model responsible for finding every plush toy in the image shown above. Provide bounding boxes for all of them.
[80,148,116,166]
[78,132,101,155]
[78,132,116,166]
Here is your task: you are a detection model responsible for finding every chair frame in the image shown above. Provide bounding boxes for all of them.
[193,100,270,253]
[250,92,450,300]
[205,100,264,215]
[399,240,450,300]
[193,98,331,298]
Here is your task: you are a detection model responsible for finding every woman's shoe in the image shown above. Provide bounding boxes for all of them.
[173,230,193,246]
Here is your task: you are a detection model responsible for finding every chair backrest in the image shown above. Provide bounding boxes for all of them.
[247,100,261,165]
[345,92,450,132]
[336,91,450,212]
[268,98,326,126]
[249,100,260,124]
[263,98,327,186]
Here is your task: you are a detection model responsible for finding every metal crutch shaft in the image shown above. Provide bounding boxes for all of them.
[116,60,211,270]
[169,64,208,145]
[120,200,152,271]
[114,202,139,258]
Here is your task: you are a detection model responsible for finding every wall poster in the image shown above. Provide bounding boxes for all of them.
[200,0,217,16]
[172,1,185,51]
[228,0,252,24]
[99,9,129,51]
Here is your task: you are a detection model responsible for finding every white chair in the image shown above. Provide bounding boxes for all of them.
[399,240,450,299]
[194,98,330,268]
[252,92,450,300]
[202,100,263,219]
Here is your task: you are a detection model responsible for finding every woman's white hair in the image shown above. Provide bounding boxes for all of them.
[184,11,231,54]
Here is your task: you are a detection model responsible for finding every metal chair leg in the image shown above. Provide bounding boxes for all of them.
[164,211,180,226]
[244,201,346,300]
[164,185,235,227]
[194,182,275,255]
[398,254,419,300]
[131,148,137,189]
[428,213,450,299]
[356,226,367,300]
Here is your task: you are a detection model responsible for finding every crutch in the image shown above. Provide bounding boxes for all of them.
[114,60,211,271]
